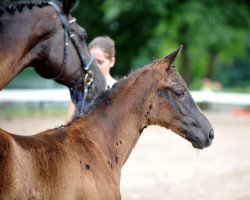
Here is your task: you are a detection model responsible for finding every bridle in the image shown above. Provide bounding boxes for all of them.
[48,1,95,100]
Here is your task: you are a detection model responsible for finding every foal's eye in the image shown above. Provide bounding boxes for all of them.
[173,89,185,98]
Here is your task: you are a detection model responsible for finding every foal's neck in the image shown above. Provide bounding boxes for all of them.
[75,67,156,169]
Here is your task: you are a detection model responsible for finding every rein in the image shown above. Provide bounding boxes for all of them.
[48,1,95,100]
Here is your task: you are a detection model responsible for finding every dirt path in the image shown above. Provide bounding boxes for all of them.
[0,112,250,200]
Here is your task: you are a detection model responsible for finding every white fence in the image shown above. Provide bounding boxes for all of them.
[0,89,71,103]
[0,89,250,106]
[191,91,250,106]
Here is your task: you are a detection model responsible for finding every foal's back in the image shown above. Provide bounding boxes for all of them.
[0,127,120,199]
[0,129,69,198]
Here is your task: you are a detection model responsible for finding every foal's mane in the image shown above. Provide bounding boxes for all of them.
[0,1,58,16]
[78,62,155,118]
[83,58,178,118]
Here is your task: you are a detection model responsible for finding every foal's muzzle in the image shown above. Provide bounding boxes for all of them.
[186,128,214,149]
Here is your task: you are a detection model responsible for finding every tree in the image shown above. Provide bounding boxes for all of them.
[72,0,162,76]
[150,0,250,87]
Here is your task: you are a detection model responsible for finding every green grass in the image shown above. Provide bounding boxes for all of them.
[0,104,68,120]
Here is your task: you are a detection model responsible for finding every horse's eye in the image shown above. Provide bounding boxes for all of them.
[80,34,86,41]
[80,32,87,41]
[173,90,185,98]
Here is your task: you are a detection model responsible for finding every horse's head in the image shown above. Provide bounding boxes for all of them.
[0,1,106,92]
[32,0,106,96]
[147,46,214,149]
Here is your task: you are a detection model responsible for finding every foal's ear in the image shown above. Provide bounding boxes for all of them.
[62,0,76,15]
[163,45,183,67]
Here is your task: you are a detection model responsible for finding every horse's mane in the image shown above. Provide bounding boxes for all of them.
[0,1,59,16]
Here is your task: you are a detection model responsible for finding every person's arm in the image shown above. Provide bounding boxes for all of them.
[65,100,76,123]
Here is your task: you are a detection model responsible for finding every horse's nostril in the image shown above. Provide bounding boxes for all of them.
[209,129,214,140]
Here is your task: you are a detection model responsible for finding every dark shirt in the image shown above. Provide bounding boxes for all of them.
[71,90,91,118]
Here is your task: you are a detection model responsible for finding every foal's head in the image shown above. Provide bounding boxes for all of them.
[147,47,214,149]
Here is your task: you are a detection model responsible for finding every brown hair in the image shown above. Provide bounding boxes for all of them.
[88,36,115,60]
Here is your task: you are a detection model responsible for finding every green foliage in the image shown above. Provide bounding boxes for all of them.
[160,0,249,85]
[215,48,250,92]
[72,0,250,90]
[72,0,162,76]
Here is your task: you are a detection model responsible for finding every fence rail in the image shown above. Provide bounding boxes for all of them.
[0,89,250,106]
[0,89,71,103]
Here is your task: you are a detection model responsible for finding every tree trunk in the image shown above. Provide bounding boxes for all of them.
[207,50,218,79]
[182,44,190,86]
[179,24,190,86]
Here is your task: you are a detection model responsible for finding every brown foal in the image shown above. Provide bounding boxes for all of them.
[0,47,213,199]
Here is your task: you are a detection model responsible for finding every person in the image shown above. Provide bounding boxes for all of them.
[66,36,117,122]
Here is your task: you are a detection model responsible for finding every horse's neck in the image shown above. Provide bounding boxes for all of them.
[0,7,56,89]
[76,67,155,169]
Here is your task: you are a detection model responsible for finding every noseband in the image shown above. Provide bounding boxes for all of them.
[48,1,95,99]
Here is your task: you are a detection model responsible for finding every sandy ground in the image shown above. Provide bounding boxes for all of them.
[0,111,250,200]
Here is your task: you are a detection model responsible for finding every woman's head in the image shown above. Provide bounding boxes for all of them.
[88,36,116,77]
[89,36,115,59]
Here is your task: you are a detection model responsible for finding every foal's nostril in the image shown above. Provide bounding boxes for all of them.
[208,129,214,140]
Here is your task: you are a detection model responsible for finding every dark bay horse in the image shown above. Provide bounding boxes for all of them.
[0,47,214,199]
[0,0,105,95]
